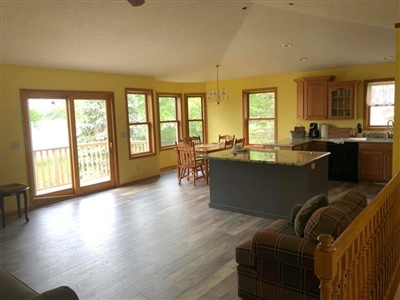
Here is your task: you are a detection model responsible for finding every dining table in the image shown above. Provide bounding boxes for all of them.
[194,143,227,184]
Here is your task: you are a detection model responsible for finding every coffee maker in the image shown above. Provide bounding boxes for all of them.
[309,123,320,138]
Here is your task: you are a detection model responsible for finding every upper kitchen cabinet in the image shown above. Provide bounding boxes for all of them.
[294,75,335,120]
[328,80,360,119]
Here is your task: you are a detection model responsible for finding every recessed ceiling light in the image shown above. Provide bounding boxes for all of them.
[383,56,394,60]
[298,57,308,61]
[282,43,293,48]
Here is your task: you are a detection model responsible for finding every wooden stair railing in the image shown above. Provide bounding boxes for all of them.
[315,172,400,300]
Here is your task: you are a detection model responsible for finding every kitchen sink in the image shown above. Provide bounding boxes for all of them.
[345,137,393,142]
[346,137,367,141]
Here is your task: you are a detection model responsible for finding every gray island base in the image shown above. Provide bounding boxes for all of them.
[206,149,330,220]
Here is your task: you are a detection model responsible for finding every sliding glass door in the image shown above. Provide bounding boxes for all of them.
[21,90,117,206]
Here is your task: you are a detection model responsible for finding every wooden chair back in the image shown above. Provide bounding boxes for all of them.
[234,137,245,147]
[179,137,192,144]
[219,134,235,144]
[190,136,201,145]
[224,139,234,149]
[174,142,206,185]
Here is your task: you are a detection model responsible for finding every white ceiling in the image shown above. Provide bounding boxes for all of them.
[1,0,399,83]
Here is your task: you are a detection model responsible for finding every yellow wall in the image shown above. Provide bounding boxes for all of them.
[0,62,396,213]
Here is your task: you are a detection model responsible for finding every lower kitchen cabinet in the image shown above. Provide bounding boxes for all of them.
[308,141,327,152]
[383,152,393,182]
[292,143,308,151]
[358,143,393,182]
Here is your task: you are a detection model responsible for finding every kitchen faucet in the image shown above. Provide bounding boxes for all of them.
[386,120,394,139]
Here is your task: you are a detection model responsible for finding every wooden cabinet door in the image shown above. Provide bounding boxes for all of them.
[296,82,304,119]
[358,150,383,181]
[384,152,393,181]
[309,141,327,152]
[358,143,392,182]
[294,75,335,120]
[328,80,360,119]
[305,80,329,119]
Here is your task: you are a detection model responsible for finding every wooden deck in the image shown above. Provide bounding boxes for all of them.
[0,170,390,299]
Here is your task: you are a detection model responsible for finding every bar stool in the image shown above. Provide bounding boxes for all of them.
[0,183,30,228]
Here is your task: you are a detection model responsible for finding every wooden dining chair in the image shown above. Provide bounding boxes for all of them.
[179,137,192,144]
[234,137,246,147]
[190,136,201,145]
[175,142,206,186]
[224,139,234,149]
[219,134,235,144]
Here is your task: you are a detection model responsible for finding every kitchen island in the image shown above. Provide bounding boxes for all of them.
[206,149,330,220]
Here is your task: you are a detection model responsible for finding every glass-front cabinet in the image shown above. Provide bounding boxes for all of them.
[328,80,360,119]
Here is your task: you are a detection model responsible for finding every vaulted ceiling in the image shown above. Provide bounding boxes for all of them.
[1,0,398,83]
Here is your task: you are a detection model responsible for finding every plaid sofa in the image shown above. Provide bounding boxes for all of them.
[0,269,79,300]
[235,190,367,300]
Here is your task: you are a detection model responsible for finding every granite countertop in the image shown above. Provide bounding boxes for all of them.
[263,137,393,147]
[205,149,330,167]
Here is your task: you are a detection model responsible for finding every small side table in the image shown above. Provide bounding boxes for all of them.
[0,183,30,228]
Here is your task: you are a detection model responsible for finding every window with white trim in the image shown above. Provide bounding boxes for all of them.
[364,78,395,130]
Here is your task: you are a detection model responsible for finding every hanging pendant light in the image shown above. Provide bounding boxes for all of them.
[207,65,230,105]
[128,0,145,7]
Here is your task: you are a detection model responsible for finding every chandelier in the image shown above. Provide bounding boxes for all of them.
[127,0,145,7]
[207,65,230,105]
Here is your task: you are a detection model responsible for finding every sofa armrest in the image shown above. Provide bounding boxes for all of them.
[29,286,79,300]
[290,204,304,225]
[0,269,38,299]
[252,226,318,271]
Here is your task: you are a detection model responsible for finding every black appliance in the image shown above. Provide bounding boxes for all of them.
[327,141,358,182]
[309,123,319,138]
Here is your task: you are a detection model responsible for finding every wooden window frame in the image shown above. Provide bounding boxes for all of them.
[363,78,395,131]
[184,93,207,143]
[157,92,182,150]
[125,88,156,159]
[243,87,278,146]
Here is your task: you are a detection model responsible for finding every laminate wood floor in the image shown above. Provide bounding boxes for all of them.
[0,170,385,300]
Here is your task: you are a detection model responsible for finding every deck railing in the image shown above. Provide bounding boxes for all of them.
[315,172,400,299]
[33,141,110,191]
[130,140,148,154]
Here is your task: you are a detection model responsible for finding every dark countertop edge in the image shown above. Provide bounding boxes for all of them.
[262,137,393,147]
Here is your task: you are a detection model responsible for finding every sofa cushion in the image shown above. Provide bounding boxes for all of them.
[303,190,367,242]
[294,194,328,237]
[330,189,367,220]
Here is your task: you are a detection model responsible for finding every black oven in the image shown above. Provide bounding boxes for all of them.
[327,141,358,182]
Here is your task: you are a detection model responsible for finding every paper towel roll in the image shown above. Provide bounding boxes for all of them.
[320,124,329,138]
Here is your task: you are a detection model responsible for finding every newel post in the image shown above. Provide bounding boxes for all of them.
[315,234,337,300]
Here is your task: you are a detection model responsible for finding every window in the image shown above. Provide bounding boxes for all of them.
[364,78,395,130]
[126,88,155,158]
[243,88,277,145]
[185,93,206,142]
[158,93,182,149]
